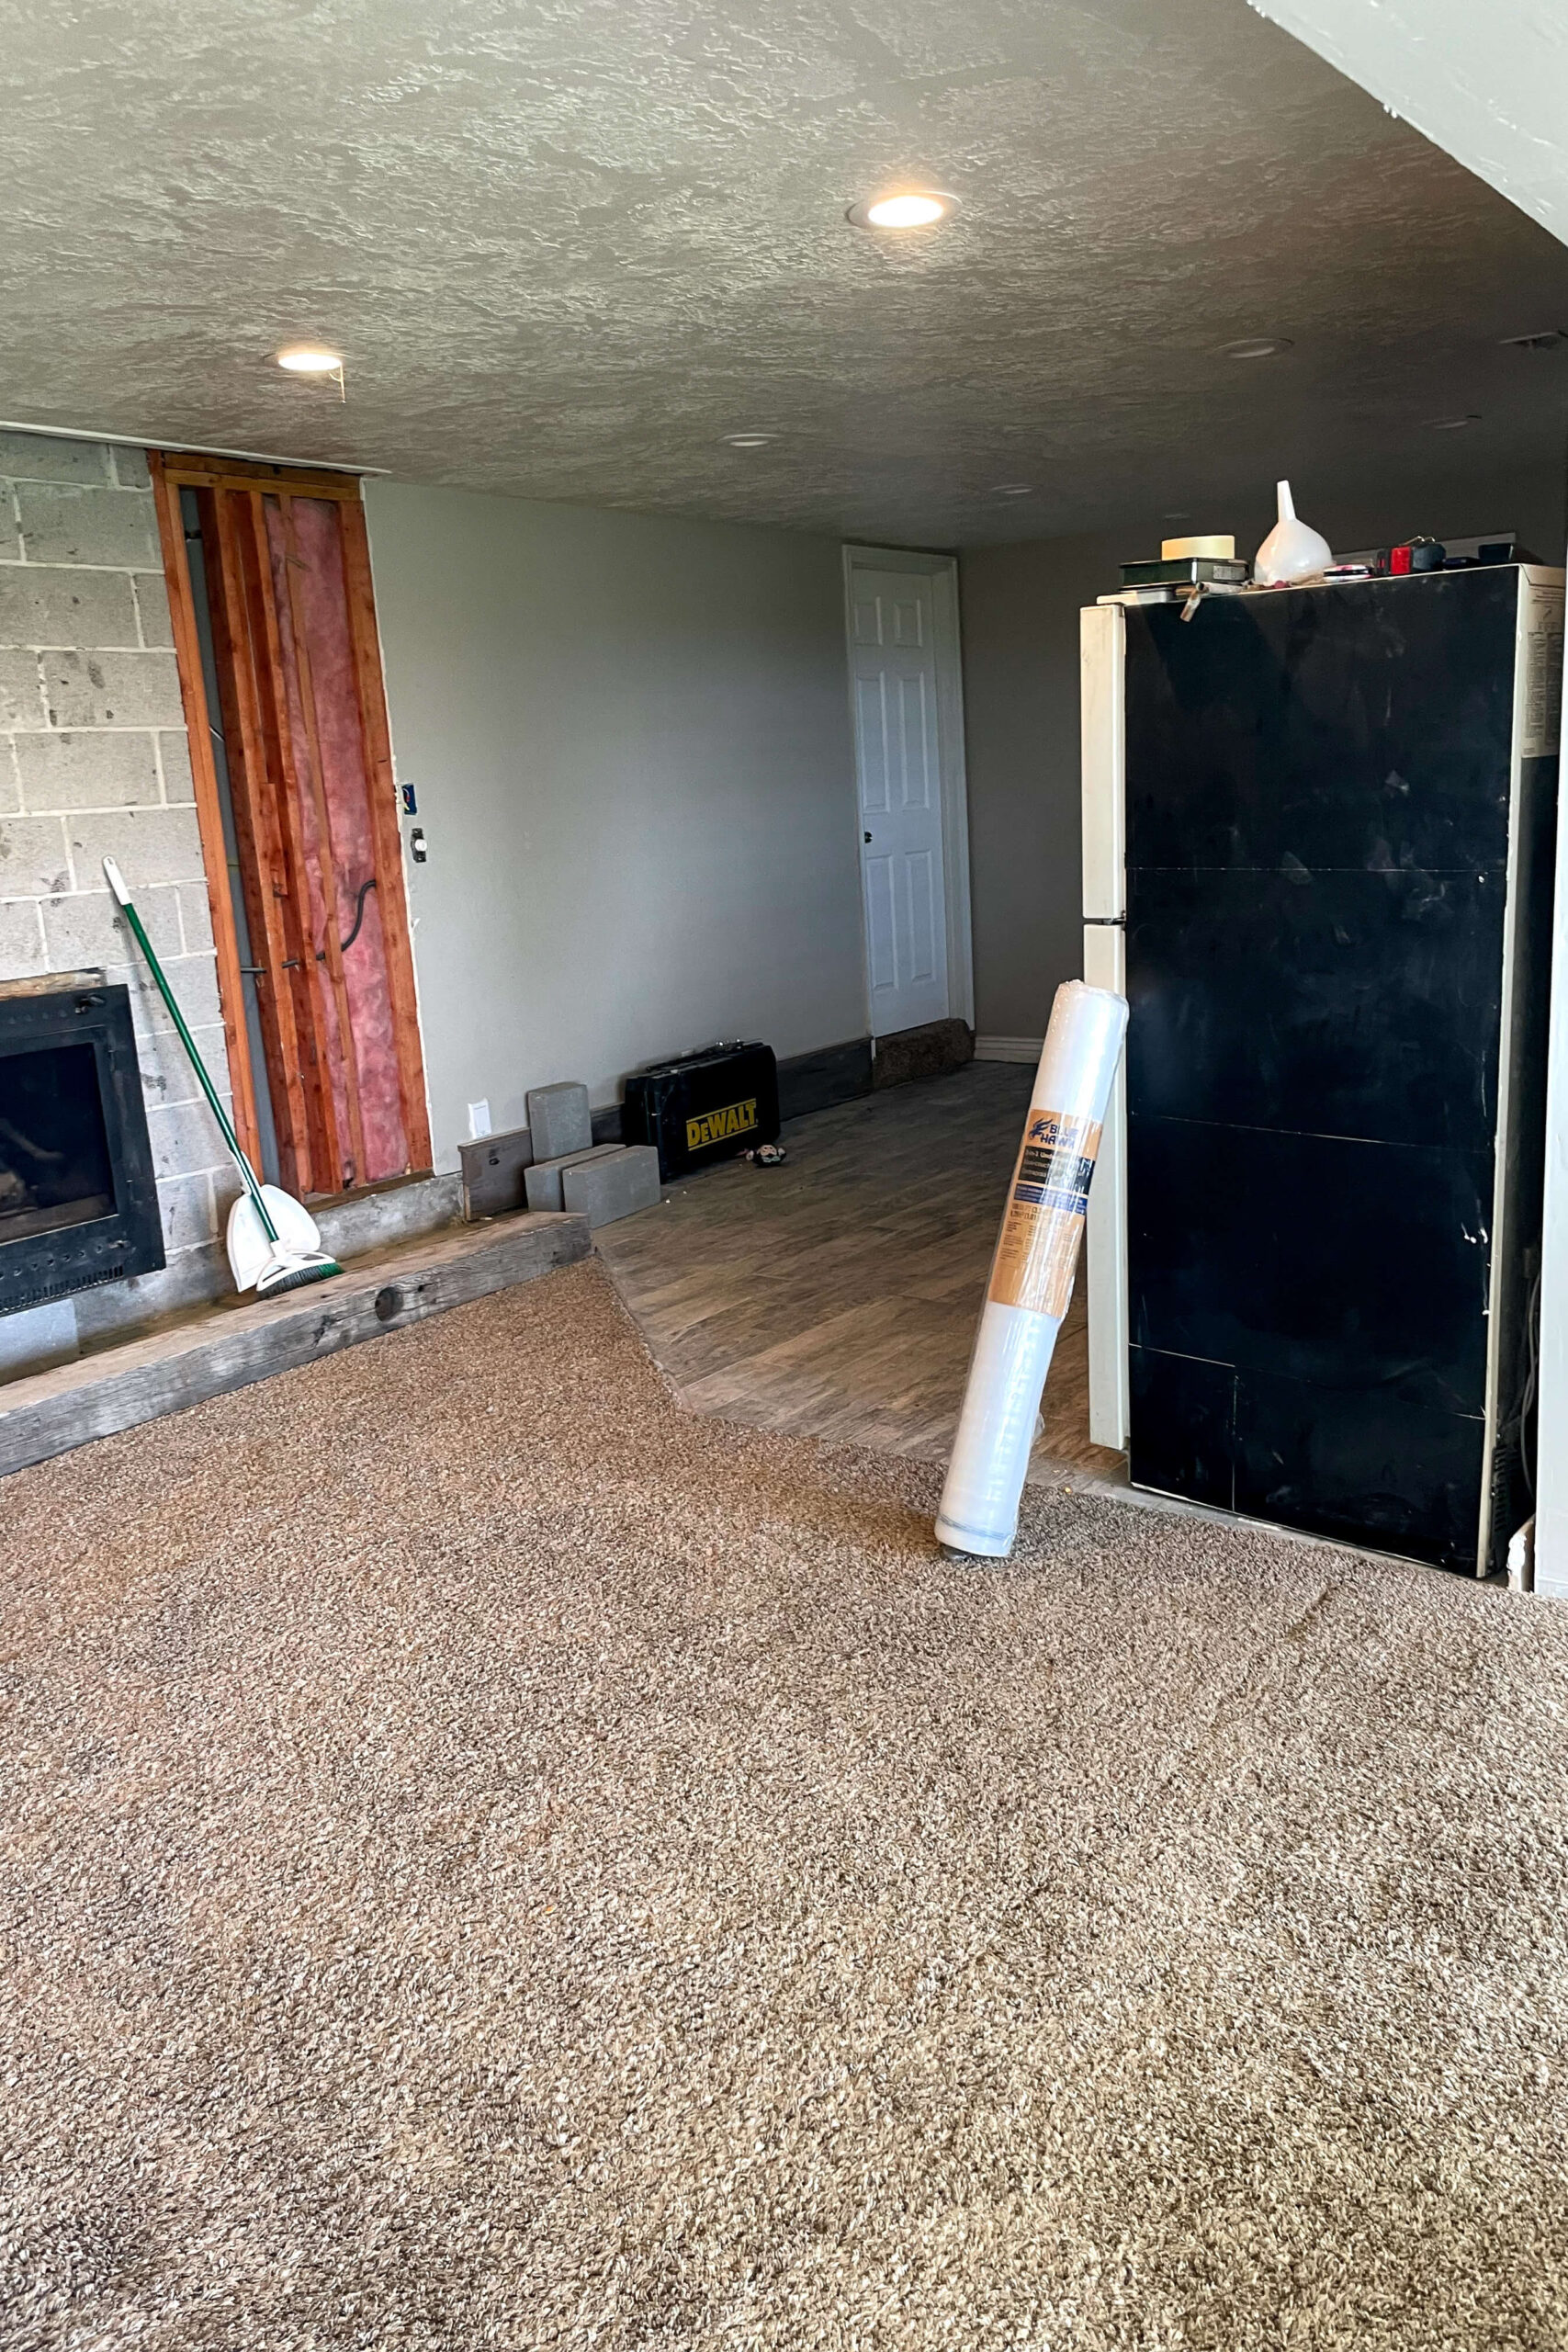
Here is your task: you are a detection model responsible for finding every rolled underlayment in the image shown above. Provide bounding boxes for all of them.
[936,980,1130,1558]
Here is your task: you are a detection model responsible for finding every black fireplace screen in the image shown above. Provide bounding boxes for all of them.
[0,983,164,1315]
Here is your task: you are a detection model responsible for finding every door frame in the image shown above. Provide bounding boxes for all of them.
[841,545,975,1037]
[150,450,433,1190]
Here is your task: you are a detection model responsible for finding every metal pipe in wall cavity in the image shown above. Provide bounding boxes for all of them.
[936,979,1129,1559]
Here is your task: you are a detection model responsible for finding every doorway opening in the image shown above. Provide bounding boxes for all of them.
[842,545,973,1045]
[152,456,431,1201]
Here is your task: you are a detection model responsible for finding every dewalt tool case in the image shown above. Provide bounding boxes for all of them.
[623,1042,781,1179]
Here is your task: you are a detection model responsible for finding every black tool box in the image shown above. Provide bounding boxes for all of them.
[623,1042,781,1180]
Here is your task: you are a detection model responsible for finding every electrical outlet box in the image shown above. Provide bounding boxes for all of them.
[468,1099,491,1139]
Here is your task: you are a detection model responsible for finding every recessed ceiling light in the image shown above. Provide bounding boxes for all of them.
[990,483,1035,499]
[1425,413,1482,430]
[847,190,957,231]
[722,432,777,449]
[1501,329,1565,352]
[276,344,344,374]
[1220,336,1292,360]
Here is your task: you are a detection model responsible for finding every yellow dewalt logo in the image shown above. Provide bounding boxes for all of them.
[685,1099,759,1151]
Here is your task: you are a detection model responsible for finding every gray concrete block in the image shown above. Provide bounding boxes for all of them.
[131,571,175,647]
[460,1125,534,1221]
[0,567,139,650]
[114,951,223,1035]
[41,883,183,970]
[16,481,160,569]
[314,1171,464,1261]
[110,447,153,491]
[42,648,184,729]
[525,1141,623,1214]
[66,803,208,888]
[0,741,18,819]
[159,729,195,802]
[155,1170,220,1253]
[16,728,161,810]
[526,1080,592,1160]
[176,880,214,953]
[0,814,72,896]
[0,1299,79,1384]
[0,650,46,729]
[136,1016,225,1111]
[562,1144,661,1228]
[0,431,110,484]
[0,899,45,975]
[145,1091,232,1183]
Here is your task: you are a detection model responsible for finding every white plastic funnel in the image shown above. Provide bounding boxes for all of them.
[1254,480,1332,586]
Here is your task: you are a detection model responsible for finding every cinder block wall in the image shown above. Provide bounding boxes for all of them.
[0,428,236,1355]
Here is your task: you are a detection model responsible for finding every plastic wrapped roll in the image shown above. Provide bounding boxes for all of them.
[936,980,1129,1557]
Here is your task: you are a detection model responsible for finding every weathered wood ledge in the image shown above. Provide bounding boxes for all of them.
[0,1211,589,1479]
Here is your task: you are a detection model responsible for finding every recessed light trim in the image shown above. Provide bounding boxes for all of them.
[989,483,1035,499]
[722,432,777,449]
[847,189,958,232]
[1425,413,1482,430]
[276,344,344,374]
[1220,336,1292,360]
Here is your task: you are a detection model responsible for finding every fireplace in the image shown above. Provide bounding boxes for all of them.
[0,977,164,1316]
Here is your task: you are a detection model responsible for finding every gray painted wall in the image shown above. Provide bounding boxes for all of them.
[960,528,1122,1045]
[960,458,1568,1045]
[364,481,864,1172]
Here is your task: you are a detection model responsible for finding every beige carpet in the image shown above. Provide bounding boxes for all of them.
[4,1261,1568,2350]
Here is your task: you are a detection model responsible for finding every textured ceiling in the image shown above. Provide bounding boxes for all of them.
[2,0,1567,546]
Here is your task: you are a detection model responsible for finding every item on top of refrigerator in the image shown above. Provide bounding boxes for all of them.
[1120,554,1247,588]
[1161,533,1235,560]
[1098,580,1247,607]
[1338,534,1525,576]
[1409,537,1447,572]
[1322,563,1376,583]
[1253,480,1332,585]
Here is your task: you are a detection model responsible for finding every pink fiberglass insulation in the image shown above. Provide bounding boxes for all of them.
[265,496,409,1187]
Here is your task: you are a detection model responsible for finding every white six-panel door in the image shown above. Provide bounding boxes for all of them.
[850,569,950,1037]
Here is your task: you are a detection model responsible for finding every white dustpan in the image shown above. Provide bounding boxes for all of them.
[227,1184,330,1294]
[102,855,342,1301]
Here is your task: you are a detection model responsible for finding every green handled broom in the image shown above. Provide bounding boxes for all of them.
[104,857,342,1298]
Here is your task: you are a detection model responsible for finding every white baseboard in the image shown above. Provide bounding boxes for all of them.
[974,1035,1044,1064]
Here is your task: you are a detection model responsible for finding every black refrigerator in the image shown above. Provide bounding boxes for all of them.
[1080,565,1564,1574]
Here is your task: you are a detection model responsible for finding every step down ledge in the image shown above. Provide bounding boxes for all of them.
[0,1211,591,1479]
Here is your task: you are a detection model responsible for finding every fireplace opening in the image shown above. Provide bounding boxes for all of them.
[1,1043,117,1244]
[0,978,164,1317]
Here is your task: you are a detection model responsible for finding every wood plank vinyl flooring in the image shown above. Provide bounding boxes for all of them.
[595,1062,1127,1486]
